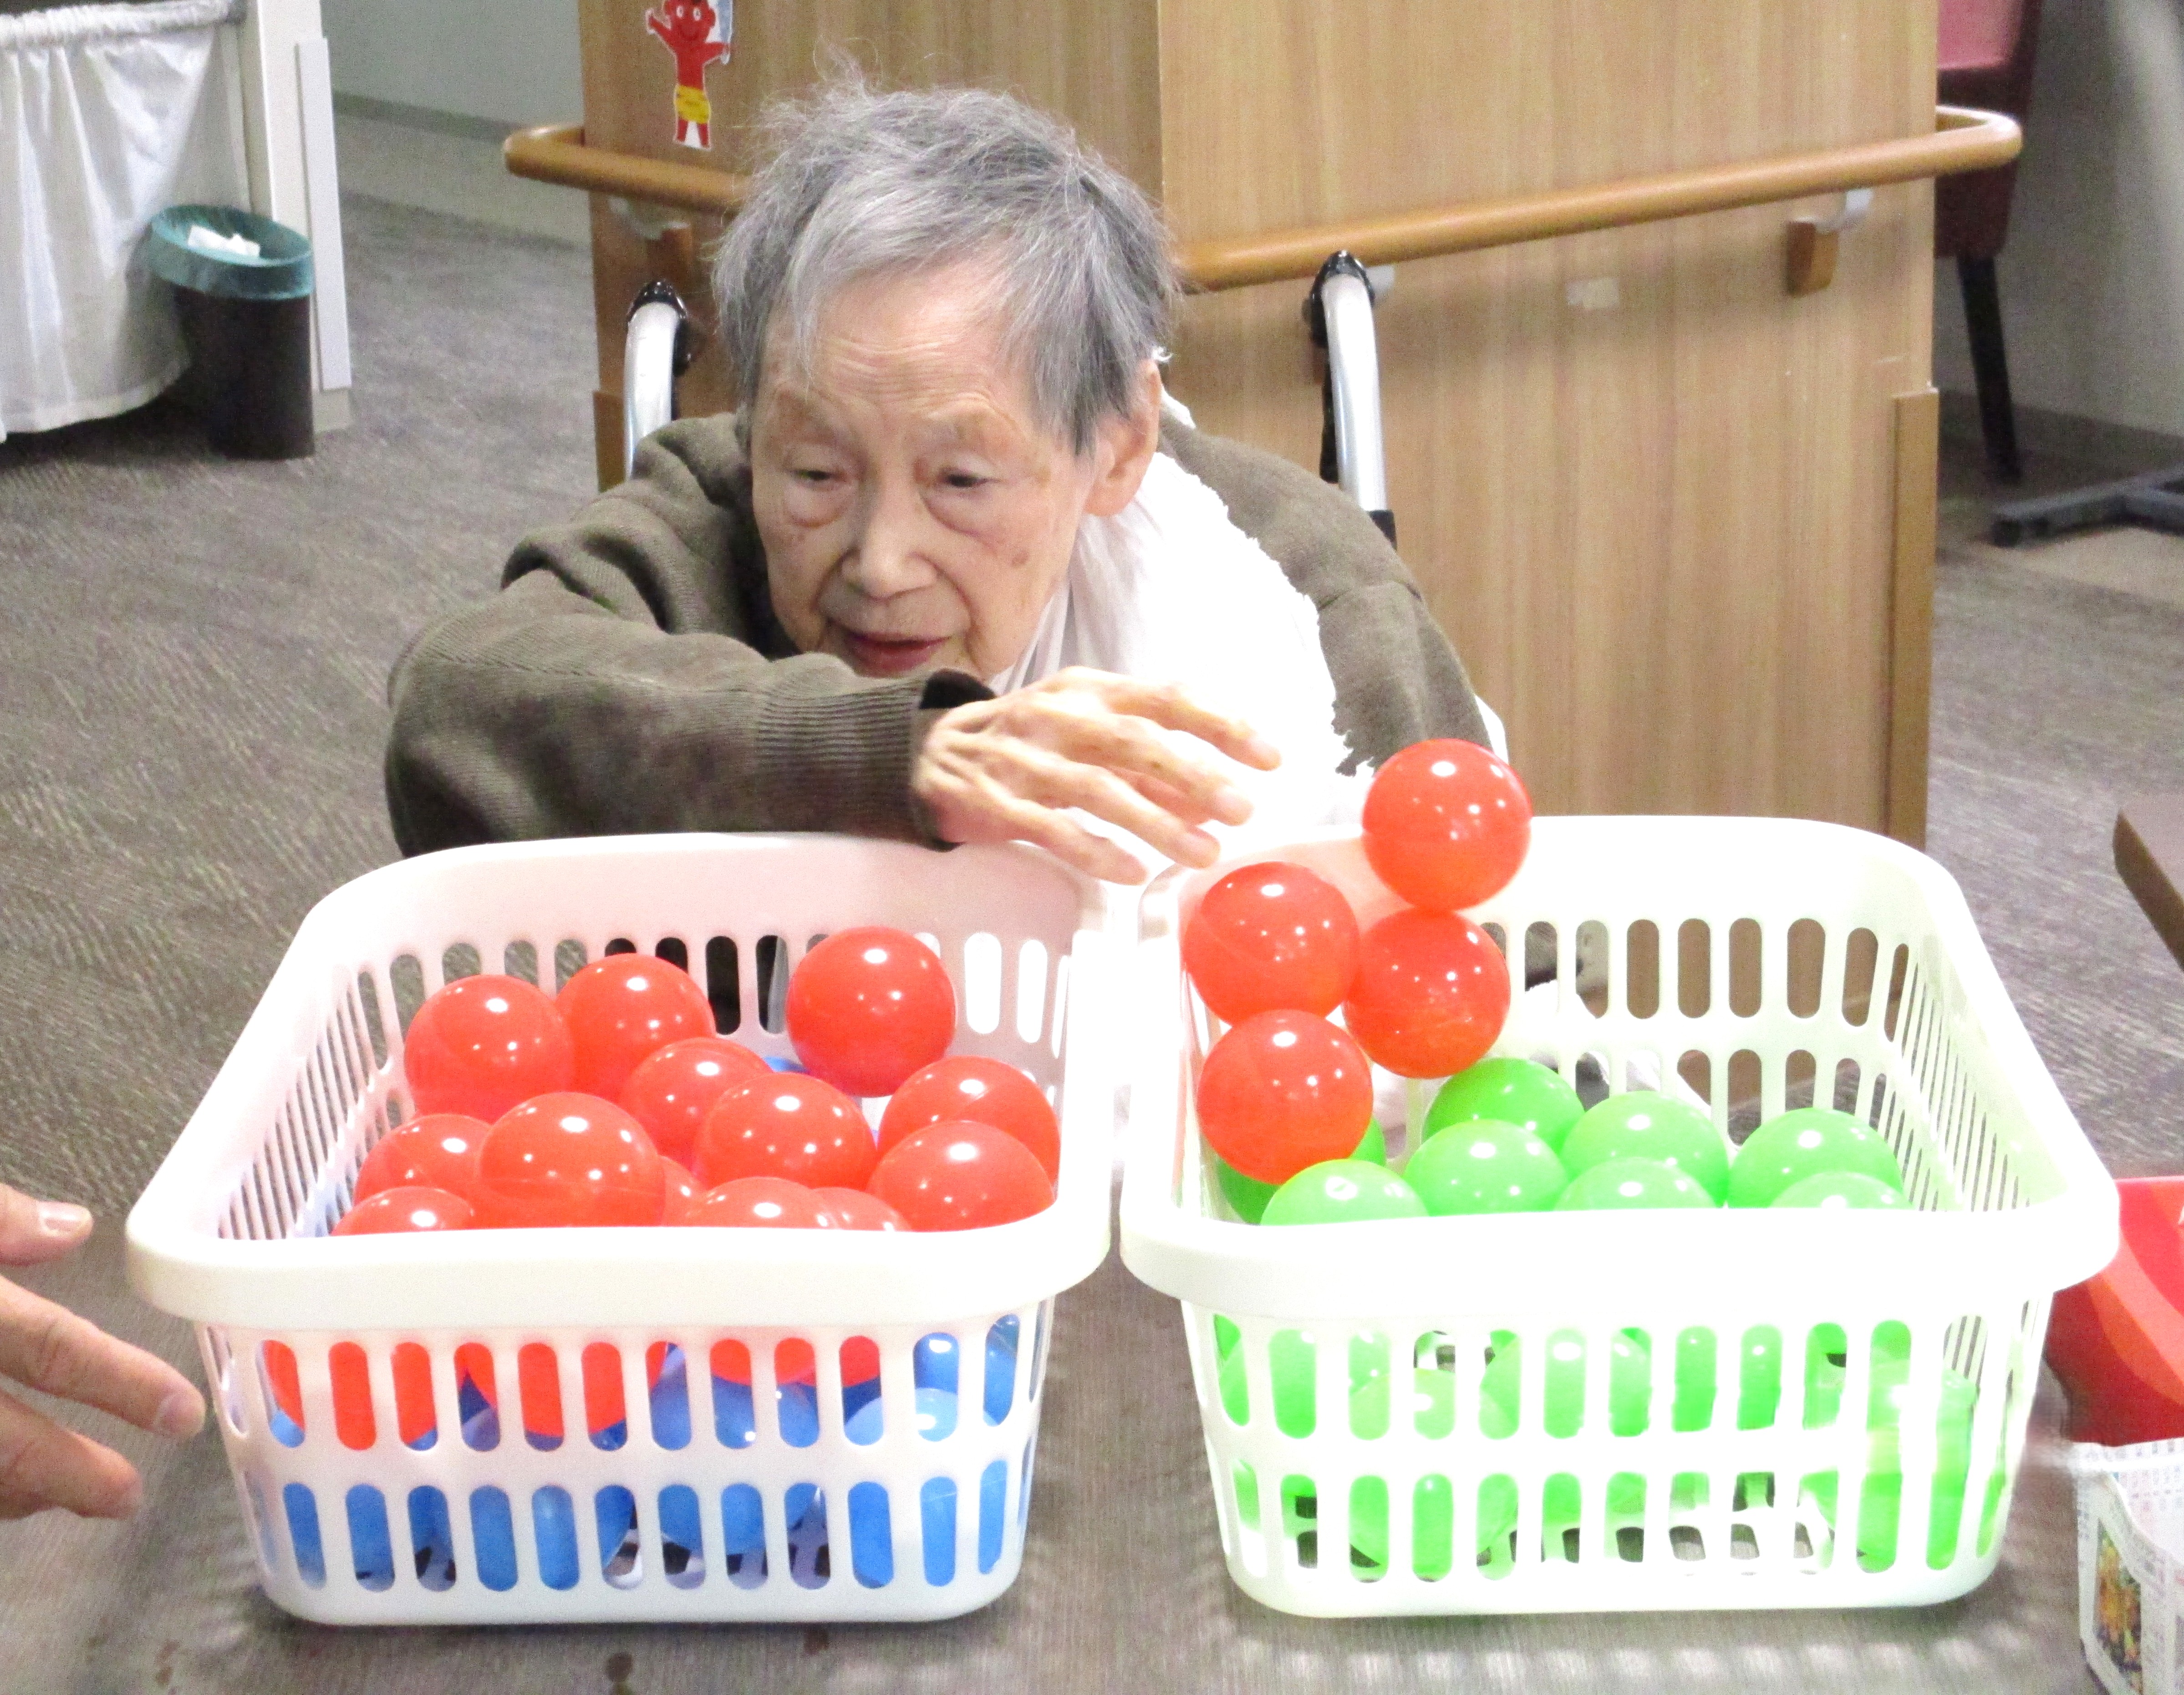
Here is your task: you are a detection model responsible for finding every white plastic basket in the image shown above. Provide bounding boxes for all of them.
[127,834,1114,1625]
[1120,816,2118,1616]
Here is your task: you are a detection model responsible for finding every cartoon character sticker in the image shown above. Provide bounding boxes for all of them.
[647,0,730,150]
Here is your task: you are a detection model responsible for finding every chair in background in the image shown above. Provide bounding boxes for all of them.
[1939,0,2043,483]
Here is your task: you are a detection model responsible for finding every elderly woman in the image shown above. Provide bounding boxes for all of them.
[387,86,1487,881]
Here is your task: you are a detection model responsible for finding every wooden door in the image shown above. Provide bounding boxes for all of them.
[1157,1,1939,832]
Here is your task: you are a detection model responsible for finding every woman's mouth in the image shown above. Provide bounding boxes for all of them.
[837,628,947,677]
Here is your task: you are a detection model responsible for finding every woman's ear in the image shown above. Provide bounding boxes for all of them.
[1082,362,1164,518]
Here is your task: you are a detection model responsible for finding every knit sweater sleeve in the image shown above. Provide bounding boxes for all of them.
[384,415,987,854]
[1159,419,1490,766]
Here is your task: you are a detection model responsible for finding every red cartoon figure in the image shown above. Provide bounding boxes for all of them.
[646,0,729,150]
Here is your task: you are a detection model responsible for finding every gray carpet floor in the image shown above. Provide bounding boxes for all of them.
[1,192,2180,1213]
[0,196,596,1209]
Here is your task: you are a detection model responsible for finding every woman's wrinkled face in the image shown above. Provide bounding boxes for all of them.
[748,262,1145,681]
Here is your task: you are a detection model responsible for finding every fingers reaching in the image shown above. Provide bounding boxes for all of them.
[0,1183,92,1269]
[0,1278,204,1443]
[0,1212,206,1519]
[0,1384,144,1520]
[1065,671,1283,773]
[915,669,1281,883]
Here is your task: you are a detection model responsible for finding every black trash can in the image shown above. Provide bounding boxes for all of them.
[144,205,316,460]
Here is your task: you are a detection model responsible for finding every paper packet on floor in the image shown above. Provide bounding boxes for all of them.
[2074,1439,2184,1695]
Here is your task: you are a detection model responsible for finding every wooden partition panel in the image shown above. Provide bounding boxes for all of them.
[1156,1,1937,828]
[569,0,1939,832]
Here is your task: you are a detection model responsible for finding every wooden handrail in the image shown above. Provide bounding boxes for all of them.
[1179,107,2016,290]
[504,105,2018,292]
[506,123,750,214]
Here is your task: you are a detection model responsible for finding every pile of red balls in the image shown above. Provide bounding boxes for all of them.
[333,927,1058,1238]
[1187,739,1532,1189]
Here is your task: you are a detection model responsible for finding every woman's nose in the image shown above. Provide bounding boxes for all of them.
[842,482,937,598]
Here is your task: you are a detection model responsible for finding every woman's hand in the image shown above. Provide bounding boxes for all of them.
[914,668,1281,883]
[0,1184,205,1520]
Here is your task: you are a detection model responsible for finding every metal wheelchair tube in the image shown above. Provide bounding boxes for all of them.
[1308,251,1509,760]
[1309,253,1391,535]
[623,281,692,480]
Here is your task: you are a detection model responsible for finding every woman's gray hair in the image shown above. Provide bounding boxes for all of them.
[712,83,1177,453]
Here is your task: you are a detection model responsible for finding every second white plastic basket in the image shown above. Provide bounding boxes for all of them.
[1120,816,2118,1616]
[127,834,1114,1625]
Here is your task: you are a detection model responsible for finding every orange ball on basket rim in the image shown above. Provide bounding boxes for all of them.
[695,1071,878,1191]
[867,1121,1054,1232]
[401,974,574,1123]
[333,1184,473,1236]
[660,1158,703,1225]
[470,1092,667,1228]
[814,1187,909,1231]
[618,1035,768,1165]
[1360,738,1532,912]
[1182,861,1360,1023]
[878,1056,1060,1181]
[354,1113,489,1203]
[556,953,718,1101]
[1195,1010,1376,1185]
[689,1176,835,1230]
[1342,908,1512,1080]
[785,927,957,1098]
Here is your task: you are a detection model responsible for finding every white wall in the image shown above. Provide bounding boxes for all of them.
[1935,0,2184,439]
[321,0,581,129]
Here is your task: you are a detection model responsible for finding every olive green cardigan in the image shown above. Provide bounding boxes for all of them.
[384,413,1487,854]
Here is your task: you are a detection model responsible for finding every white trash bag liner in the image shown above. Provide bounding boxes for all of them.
[0,0,247,439]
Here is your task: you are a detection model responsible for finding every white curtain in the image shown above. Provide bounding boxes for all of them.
[0,0,249,439]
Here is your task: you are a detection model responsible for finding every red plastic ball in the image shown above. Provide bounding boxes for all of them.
[688,1177,834,1230]
[812,1187,909,1231]
[661,1157,703,1225]
[1360,739,1532,911]
[694,1072,878,1191]
[557,954,717,1101]
[617,1036,768,1165]
[877,1057,1060,1181]
[1342,908,1512,1079]
[866,1122,1054,1232]
[785,927,956,1098]
[333,1185,473,1236]
[1183,861,1360,1022]
[353,1113,489,1203]
[402,975,574,1123]
[1195,1011,1375,1184]
[471,1092,666,1228]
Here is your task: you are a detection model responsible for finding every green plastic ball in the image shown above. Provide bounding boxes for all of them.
[1727,1108,1904,1209]
[1772,1170,1910,1211]
[1553,1156,1716,1211]
[1262,1159,1427,1226]
[1214,1121,1386,1223]
[1500,1327,1654,1436]
[1406,1118,1567,1215]
[1217,1338,1316,1434]
[1807,1361,1978,1568]
[1423,1057,1584,1152]
[1561,1091,1730,1200]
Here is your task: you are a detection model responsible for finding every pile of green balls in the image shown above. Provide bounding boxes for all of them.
[1212,1057,1910,1225]
[1223,1319,1979,1570]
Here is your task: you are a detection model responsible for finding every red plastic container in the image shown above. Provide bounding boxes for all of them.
[2046,1177,2184,1446]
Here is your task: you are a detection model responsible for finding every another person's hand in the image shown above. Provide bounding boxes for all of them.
[0,1184,205,1520]
[914,669,1281,883]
